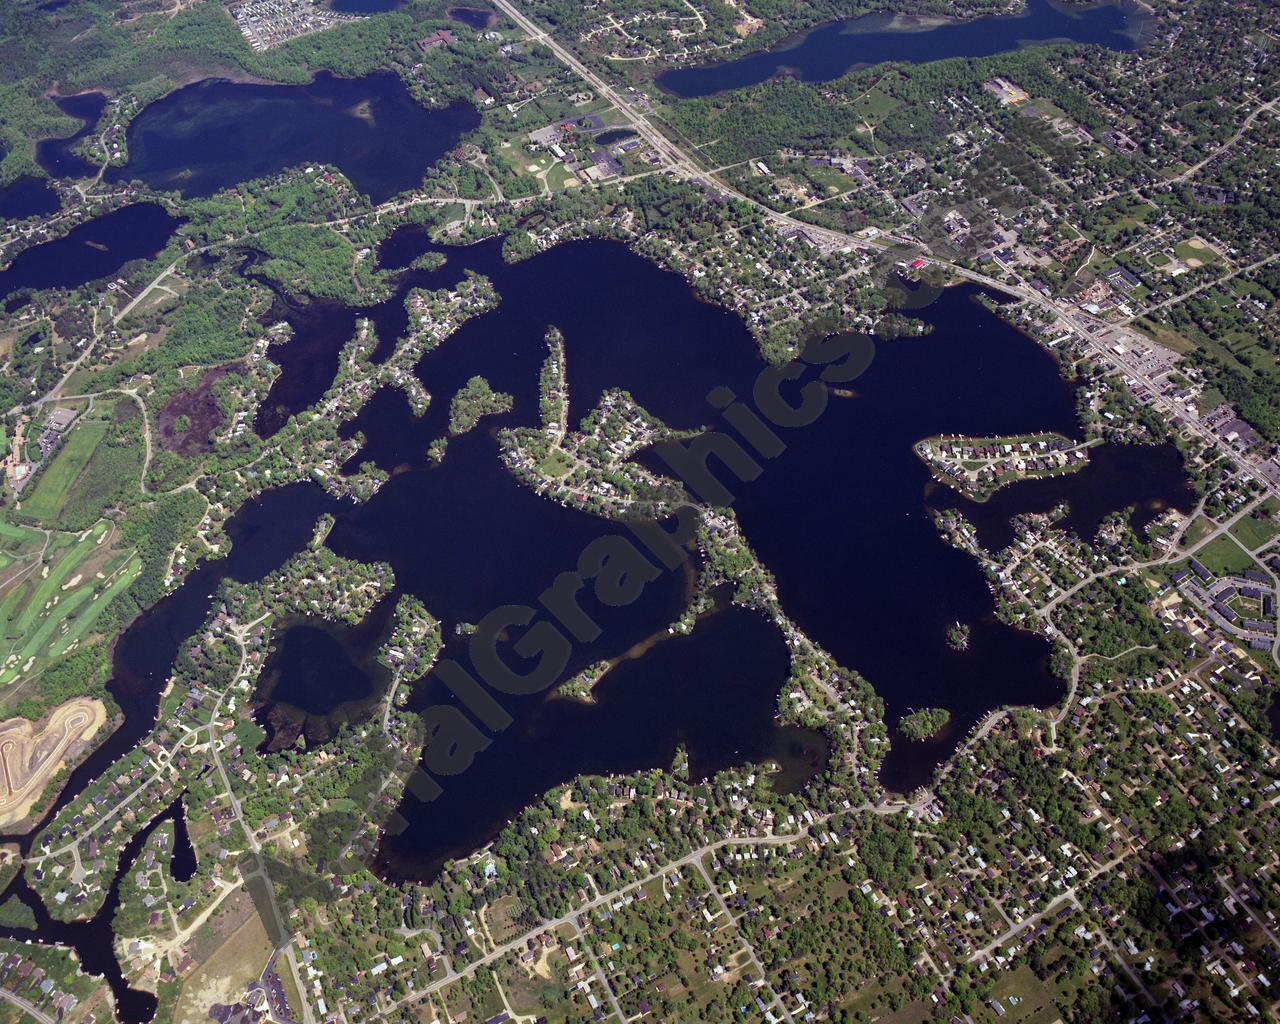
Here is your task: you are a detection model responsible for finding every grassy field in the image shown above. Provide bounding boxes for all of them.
[1175,237,1219,266]
[19,420,108,524]
[970,964,1064,1024]
[0,520,139,691]
[1229,499,1280,551]
[17,402,142,530]
[1195,534,1257,576]
[546,161,575,192]
[174,910,274,1024]
[0,520,44,578]
[1180,516,1216,548]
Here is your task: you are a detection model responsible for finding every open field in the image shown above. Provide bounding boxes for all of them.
[1229,499,1280,551]
[1196,534,1257,576]
[0,520,140,690]
[0,697,106,830]
[1175,236,1219,267]
[172,907,274,1024]
[0,520,45,585]
[19,420,109,525]
[1180,515,1216,548]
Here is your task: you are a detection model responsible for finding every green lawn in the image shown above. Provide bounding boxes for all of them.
[1180,516,1215,548]
[546,161,575,192]
[538,449,573,478]
[1195,534,1257,576]
[19,420,109,525]
[1229,500,1280,552]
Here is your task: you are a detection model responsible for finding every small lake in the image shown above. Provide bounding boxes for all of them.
[447,5,496,29]
[657,0,1146,97]
[594,128,637,147]
[0,203,181,304]
[254,595,397,748]
[329,0,405,10]
[36,92,107,179]
[0,175,61,220]
[102,71,479,202]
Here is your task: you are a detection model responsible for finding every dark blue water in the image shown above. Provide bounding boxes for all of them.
[0,234,1194,941]
[0,203,181,304]
[377,604,827,880]
[330,0,404,10]
[36,92,107,179]
[594,129,638,147]
[103,71,478,202]
[0,485,329,1012]
[0,176,61,220]
[262,233,1192,805]
[934,439,1193,553]
[689,287,1189,790]
[0,484,340,861]
[0,795,194,1024]
[447,5,494,28]
[657,0,1143,97]
[255,594,397,747]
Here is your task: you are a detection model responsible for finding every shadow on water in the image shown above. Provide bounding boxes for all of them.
[656,0,1148,98]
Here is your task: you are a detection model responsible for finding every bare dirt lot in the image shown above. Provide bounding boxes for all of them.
[173,903,274,1024]
[0,698,106,830]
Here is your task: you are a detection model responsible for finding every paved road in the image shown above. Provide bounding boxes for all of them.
[0,988,57,1024]
[694,859,796,1024]
[368,828,826,1022]
[1172,94,1280,183]
[488,0,1280,512]
[210,623,317,1024]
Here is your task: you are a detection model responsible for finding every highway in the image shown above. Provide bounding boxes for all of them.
[487,0,1280,506]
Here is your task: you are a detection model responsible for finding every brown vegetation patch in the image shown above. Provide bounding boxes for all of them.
[155,365,243,456]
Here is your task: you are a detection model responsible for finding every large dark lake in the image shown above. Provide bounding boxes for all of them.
[657,0,1145,97]
[0,232,1193,1002]
[100,71,478,202]
[260,231,1191,807]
